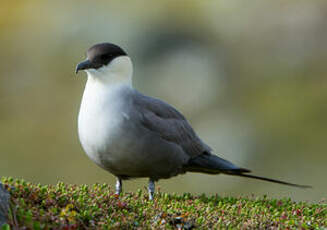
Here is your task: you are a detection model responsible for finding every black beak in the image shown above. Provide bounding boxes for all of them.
[75,59,92,74]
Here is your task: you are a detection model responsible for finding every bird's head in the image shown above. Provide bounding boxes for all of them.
[75,43,132,83]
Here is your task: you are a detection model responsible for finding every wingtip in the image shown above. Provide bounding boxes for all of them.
[239,168,251,173]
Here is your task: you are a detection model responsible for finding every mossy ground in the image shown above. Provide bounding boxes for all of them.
[1,177,326,229]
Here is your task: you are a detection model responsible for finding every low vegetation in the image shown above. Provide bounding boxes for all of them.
[1,177,326,229]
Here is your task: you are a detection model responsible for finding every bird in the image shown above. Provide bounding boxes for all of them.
[75,42,310,200]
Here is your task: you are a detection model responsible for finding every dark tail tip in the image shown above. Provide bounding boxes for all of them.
[230,172,312,189]
[238,168,251,173]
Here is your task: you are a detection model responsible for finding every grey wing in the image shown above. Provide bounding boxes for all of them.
[133,92,211,158]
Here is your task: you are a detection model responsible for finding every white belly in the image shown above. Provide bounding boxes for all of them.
[77,78,188,179]
[78,80,132,170]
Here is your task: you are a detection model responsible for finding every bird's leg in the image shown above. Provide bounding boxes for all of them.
[115,178,122,195]
[148,179,155,200]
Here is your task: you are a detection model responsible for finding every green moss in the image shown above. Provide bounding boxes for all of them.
[1,177,326,229]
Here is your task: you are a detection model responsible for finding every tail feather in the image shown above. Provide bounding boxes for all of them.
[227,172,312,188]
[186,153,251,174]
[186,153,311,188]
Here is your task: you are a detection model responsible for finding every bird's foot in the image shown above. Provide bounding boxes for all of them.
[115,178,122,196]
[148,179,155,200]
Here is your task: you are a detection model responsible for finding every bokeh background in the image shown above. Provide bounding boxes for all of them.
[1,0,326,202]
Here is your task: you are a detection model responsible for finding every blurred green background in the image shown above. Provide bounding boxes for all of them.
[1,0,326,202]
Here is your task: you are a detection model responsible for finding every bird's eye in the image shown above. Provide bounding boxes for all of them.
[100,54,110,60]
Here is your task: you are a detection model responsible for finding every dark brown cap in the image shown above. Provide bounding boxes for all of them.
[76,43,127,73]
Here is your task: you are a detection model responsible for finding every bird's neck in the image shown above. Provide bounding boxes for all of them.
[86,56,133,88]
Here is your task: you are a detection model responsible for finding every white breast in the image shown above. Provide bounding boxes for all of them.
[78,77,131,167]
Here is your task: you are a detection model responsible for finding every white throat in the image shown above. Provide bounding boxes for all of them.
[85,56,133,87]
[78,56,134,161]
